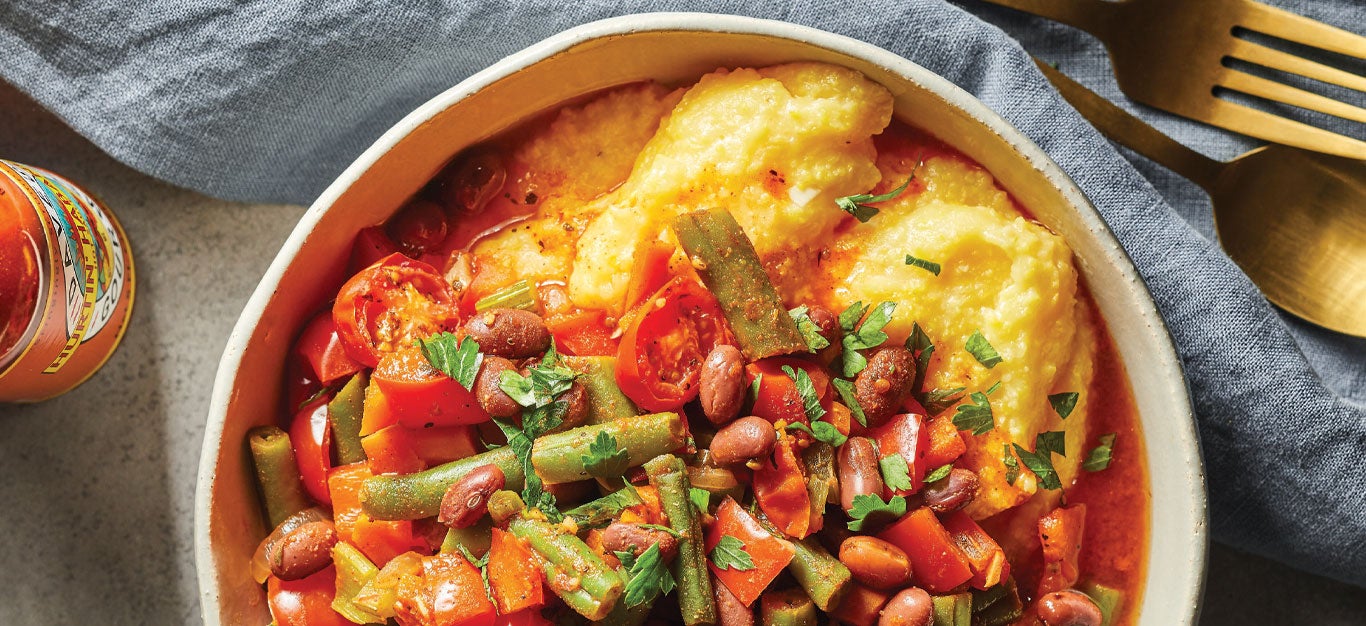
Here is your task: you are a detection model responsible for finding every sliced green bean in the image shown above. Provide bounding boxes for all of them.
[247,425,312,528]
[761,588,818,626]
[562,356,640,424]
[802,442,836,510]
[509,517,623,621]
[931,593,972,626]
[565,486,644,528]
[787,536,851,612]
[329,372,368,465]
[532,413,686,484]
[439,519,492,557]
[596,565,653,626]
[361,447,523,520]
[671,209,807,359]
[645,454,716,626]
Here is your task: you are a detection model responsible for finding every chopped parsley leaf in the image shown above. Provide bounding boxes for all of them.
[924,463,953,484]
[835,171,916,223]
[789,305,831,351]
[879,454,914,491]
[786,421,847,448]
[923,386,967,416]
[710,536,756,571]
[498,340,577,408]
[831,378,868,427]
[620,543,676,606]
[847,494,908,531]
[493,400,567,521]
[1013,431,1067,490]
[1083,433,1116,472]
[985,380,1002,395]
[904,254,942,276]
[1049,392,1080,419]
[952,391,995,435]
[638,523,681,538]
[689,488,711,514]
[416,332,483,391]
[1003,444,1020,485]
[906,322,935,403]
[581,431,629,480]
[782,365,827,423]
[839,301,897,377]
[965,330,1003,369]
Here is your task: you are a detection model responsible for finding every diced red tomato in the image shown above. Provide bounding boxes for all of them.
[744,357,831,425]
[328,463,422,567]
[878,507,973,593]
[941,510,1011,589]
[267,566,352,626]
[870,413,930,494]
[290,398,333,505]
[1038,504,1087,597]
[829,583,891,626]
[706,497,796,606]
[752,438,811,538]
[488,528,546,614]
[295,310,364,385]
[615,277,732,411]
[924,415,967,468]
[350,226,401,273]
[396,552,496,626]
[333,253,462,367]
[372,345,489,427]
[544,310,617,357]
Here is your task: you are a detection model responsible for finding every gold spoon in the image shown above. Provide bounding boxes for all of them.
[1036,59,1366,337]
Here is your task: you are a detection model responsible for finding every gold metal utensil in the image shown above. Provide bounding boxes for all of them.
[983,0,1366,160]
[1037,59,1366,337]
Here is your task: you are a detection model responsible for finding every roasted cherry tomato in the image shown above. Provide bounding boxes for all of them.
[295,310,364,385]
[616,276,732,411]
[267,566,352,626]
[333,253,461,367]
[290,397,333,505]
[539,283,617,357]
[372,345,488,427]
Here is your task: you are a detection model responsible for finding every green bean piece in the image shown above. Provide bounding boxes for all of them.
[487,489,526,526]
[595,565,653,626]
[439,519,492,557]
[248,425,312,528]
[565,486,644,528]
[761,588,818,626]
[532,413,686,484]
[671,209,808,360]
[787,536,852,612]
[329,372,369,465]
[562,356,641,424]
[331,541,383,624]
[802,442,836,510]
[1080,581,1124,626]
[360,447,524,520]
[645,454,717,626]
[931,593,972,626]
[508,517,624,621]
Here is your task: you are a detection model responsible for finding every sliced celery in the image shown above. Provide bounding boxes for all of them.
[439,520,492,556]
[931,593,972,626]
[331,542,383,624]
[475,279,538,312]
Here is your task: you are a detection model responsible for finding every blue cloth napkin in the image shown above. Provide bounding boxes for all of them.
[2,0,1363,588]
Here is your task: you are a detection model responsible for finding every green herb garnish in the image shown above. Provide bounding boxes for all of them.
[619,544,676,606]
[924,386,967,416]
[831,378,868,427]
[786,421,847,448]
[789,305,831,351]
[710,536,757,571]
[838,301,896,377]
[879,454,914,491]
[904,254,942,276]
[847,494,908,531]
[924,463,953,484]
[965,330,1003,369]
[1013,431,1067,490]
[1003,445,1020,485]
[835,175,913,223]
[782,365,827,423]
[1049,392,1080,419]
[952,391,995,435]
[416,332,484,390]
[581,431,630,480]
[1083,433,1116,472]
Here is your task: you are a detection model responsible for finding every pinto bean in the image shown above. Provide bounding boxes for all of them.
[602,521,680,560]
[713,572,755,626]
[700,345,746,424]
[838,437,885,512]
[1037,590,1103,626]
[438,464,506,528]
[878,587,933,626]
[839,536,913,590]
[709,416,777,466]
[804,305,840,347]
[268,521,339,581]
[922,469,980,513]
[463,308,551,358]
[854,347,916,426]
[475,356,521,417]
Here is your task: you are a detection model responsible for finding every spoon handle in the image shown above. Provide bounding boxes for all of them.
[1035,59,1223,191]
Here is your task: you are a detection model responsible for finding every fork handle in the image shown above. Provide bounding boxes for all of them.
[1035,59,1223,191]
[974,0,1119,35]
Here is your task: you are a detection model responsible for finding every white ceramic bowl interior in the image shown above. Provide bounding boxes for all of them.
[195,13,1207,625]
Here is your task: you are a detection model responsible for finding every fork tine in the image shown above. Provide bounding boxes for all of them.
[1227,39,1366,94]
[1202,97,1366,160]
[1238,2,1366,60]
[1218,70,1366,124]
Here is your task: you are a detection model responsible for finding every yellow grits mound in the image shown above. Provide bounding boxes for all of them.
[472,63,1096,518]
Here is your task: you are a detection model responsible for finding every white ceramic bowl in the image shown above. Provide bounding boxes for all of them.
[195,13,1207,625]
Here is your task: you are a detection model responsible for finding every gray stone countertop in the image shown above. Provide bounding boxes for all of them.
[1,78,1363,625]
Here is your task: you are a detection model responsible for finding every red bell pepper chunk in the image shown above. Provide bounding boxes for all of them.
[744,357,831,425]
[923,415,967,468]
[706,497,796,606]
[329,463,421,567]
[1038,504,1087,597]
[877,507,973,593]
[373,345,489,428]
[488,528,546,614]
[829,583,891,626]
[423,552,497,626]
[360,382,400,437]
[870,413,930,494]
[290,398,334,505]
[941,510,1011,590]
[753,438,812,538]
[267,566,352,626]
[296,310,364,385]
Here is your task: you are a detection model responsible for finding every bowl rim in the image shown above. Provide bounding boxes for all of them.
[195,11,1207,624]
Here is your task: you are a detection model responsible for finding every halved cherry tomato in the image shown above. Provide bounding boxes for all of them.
[350,226,400,273]
[1038,504,1087,596]
[296,310,364,385]
[877,507,973,593]
[753,437,812,538]
[615,277,732,411]
[539,283,618,357]
[267,566,352,626]
[329,463,421,567]
[290,398,333,505]
[870,413,930,495]
[386,199,449,257]
[942,510,1011,590]
[372,345,488,427]
[744,357,831,425]
[333,253,461,367]
[706,497,795,606]
[284,353,324,414]
[488,528,546,614]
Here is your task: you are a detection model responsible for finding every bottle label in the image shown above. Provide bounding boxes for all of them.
[0,160,129,373]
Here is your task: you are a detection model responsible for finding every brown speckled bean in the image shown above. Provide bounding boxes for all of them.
[854,347,916,426]
[838,437,884,512]
[268,521,338,581]
[713,572,754,626]
[839,536,913,590]
[476,356,521,417]
[709,416,776,466]
[1037,590,1103,626]
[922,469,980,513]
[438,464,505,528]
[700,345,746,424]
[464,308,551,358]
[804,305,840,347]
[878,587,933,626]
[602,521,680,560]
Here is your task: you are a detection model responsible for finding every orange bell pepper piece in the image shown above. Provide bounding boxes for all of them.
[829,583,891,626]
[328,463,420,567]
[924,415,967,468]
[487,528,546,614]
[941,510,1011,590]
[1038,504,1087,596]
[706,497,796,607]
[877,507,973,593]
[753,438,812,538]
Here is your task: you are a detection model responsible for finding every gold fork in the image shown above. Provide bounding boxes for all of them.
[979,0,1366,160]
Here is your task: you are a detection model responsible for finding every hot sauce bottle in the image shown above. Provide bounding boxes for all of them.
[0,159,135,402]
